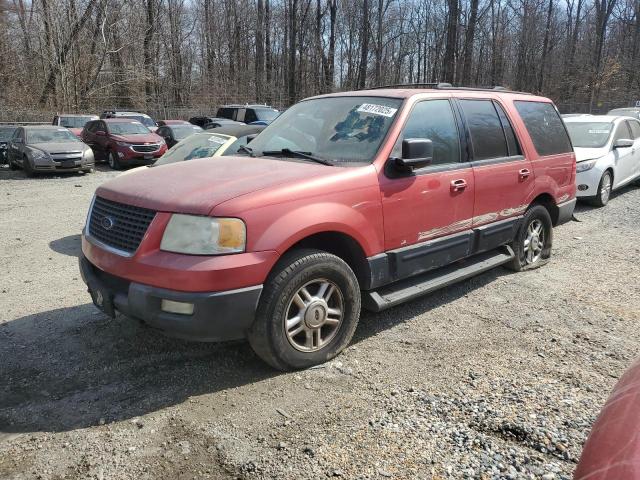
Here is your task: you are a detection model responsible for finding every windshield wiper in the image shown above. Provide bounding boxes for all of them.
[238,144,255,156]
[261,148,333,166]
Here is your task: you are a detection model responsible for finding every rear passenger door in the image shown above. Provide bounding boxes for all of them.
[458,99,533,248]
[379,98,475,279]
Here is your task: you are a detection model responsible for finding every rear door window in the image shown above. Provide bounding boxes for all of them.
[459,99,508,160]
[392,99,461,166]
[514,101,572,156]
[494,102,521,156]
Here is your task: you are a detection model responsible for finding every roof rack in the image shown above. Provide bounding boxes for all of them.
[368,83,531,95]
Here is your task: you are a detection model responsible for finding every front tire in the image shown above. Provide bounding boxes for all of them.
[107,151,121,170]
[588,171,612,207]
[248,249,361,371]
[22,156,35,177]
[505,204,553,272]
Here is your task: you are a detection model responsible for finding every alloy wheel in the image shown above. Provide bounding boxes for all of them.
[600,173,612,205]
[284,279,344,352]
[523,219,545,265]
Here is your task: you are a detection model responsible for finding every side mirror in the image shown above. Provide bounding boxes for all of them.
[246,134,258,143]
[614,138,634,149]
[395,138,433,169]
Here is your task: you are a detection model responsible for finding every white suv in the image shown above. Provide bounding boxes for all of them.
[564,115,640,206]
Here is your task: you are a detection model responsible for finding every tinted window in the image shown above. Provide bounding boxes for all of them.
[244,110,257,123]
[494,102,521,156]
[628,120,640,139]
[514,101,572,156]
[392,99,460,165]
[460,99,508,160]
[217,108,234,120]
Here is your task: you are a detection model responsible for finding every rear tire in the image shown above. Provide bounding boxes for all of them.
[22,156,35,177]
[588,171,612,207]
[107,151,121,170]
[8,158,18,170]
[248,249,361,371]
[505,204,553,272]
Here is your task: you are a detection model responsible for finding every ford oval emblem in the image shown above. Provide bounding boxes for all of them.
[101,216,115,230]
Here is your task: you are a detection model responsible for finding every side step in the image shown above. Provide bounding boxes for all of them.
[363,246,514,312]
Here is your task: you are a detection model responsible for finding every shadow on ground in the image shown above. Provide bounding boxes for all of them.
[49,234,82,257]
[0,266,507,435]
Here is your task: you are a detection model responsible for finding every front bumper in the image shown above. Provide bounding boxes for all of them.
[575,166,605,198]
[79,254,262,341]
[117,145,167,164]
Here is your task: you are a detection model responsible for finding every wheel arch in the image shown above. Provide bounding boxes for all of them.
[530,193,560,226]
[278,231,371,290]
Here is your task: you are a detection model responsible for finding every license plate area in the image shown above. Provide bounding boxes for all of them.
[62,160,76,168]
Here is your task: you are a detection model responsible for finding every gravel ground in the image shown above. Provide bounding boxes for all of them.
[1,164,639,480]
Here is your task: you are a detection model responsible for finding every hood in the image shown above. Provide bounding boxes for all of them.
[574,147,608,162]
[96,156,331,215]
[112,133,162,144]
[30,141,86,153]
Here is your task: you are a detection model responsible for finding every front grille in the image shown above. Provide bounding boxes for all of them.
[131,144,159,153]
[88,196,156,254]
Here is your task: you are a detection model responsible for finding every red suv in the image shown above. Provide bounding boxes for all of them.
[79,86,576,370]
[81,119,167,169]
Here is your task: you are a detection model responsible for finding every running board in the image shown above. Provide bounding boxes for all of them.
[363,246,514,312]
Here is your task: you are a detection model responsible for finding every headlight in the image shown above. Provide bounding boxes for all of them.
[160,215,246,255]
[30,149,50,161]
[576,159,598,173]
[116,141,130,147]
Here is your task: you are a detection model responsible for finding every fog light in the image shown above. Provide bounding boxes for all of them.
[578,184,589,191]
[161,299,194,315]
[117,152,124,158]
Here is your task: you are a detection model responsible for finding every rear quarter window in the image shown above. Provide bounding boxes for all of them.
[514,101,572,156]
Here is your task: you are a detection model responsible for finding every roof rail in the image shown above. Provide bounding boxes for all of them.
[367,83,532,95]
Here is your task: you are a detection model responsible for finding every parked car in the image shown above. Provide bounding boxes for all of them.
[607,107,640,120]
[564,115,640,206]
[188,116,219,128]
[203,119,244,129]
[52,114,98,137]
[0,125,18,164]
[7,125,94,176]
[79,86,575,370]
[122,125,265,176]
[81,119,167,170]
[157,120,191,127]
[574,358,640,479]
[100,111,158,131]
[216,104,280,124]
[156,124,203,148]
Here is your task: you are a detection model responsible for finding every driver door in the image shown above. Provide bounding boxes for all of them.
[379,98,475,280]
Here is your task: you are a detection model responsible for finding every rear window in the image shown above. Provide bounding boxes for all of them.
[514,101,572,156]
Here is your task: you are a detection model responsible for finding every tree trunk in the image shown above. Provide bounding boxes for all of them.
[461,0,479,85]
[256,0,265,101]
[357,0,370,88]
[442,0,458,83]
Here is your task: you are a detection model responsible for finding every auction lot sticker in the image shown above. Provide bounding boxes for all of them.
[357,103,398,117]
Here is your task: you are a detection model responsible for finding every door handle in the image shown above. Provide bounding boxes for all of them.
[519,168,531,180]
[450,179,468,192]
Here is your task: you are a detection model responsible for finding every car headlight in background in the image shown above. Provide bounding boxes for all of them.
[160,215,246,255]
[30,149,50,161]
[576,159,598,173]
[116,141,130,147]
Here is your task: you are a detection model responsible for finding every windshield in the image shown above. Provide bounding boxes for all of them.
[565,122,613,148]
[254,109,280,122]
[108,122,151,135]
[27,128,80,143]
[172,125,203,140]
[60,116,96,128]
[119,115,155,128]
[154,133,229,166]
[245,96,402,164]
[0,127,17,141]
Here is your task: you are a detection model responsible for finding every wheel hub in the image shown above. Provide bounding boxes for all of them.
[304,301,328,328]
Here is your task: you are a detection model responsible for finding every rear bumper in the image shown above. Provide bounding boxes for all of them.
[79,254,262,341]
[556,198,576,225]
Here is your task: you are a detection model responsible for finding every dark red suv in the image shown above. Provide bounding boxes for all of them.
[79,86,576,370]
[81,119,167,169]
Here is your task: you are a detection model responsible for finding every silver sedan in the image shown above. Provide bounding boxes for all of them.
[7,125,94,176]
